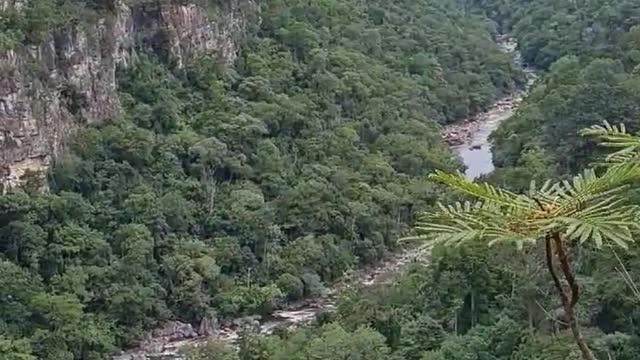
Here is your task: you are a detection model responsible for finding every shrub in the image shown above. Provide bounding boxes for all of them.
[301,272,324,297]
[276,273,304,301]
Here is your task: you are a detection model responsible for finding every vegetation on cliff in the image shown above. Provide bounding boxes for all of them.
[189,126,640,360]
[7,0,640,359]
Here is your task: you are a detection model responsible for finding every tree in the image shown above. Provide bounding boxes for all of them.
[396,315,446,359]
[411,123,640,360]
[0,0,527,357]
[185,340,239,360]
[276,273,304,301]
[270,324,390,360]
[0,260,43,334]
[0,336,36,360]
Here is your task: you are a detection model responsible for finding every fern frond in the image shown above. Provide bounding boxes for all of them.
[581,121,640,164]
[415,161,640,251]
[549,163,640,217]
[580,121,626,138]
[556,204,639,249]
[429,171,532,209]
[413,195,546,249]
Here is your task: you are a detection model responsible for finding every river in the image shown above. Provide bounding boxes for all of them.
[113,248,425,360]
[445,36,537,179]
[113,35,533,360]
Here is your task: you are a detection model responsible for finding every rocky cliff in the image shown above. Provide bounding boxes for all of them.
[0,0,258,188]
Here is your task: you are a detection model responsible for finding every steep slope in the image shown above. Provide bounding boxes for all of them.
[0,0,257,188]
[479,0,640,181]
[0,1,521,359]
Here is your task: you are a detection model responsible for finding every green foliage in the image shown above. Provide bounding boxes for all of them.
[581,121,640,164]
[499,0,640,70]
[215,285,283,317]
[0,336,37,360]
[185,340,239,360]
[422,316,524,360]
[221,1,640,359]
[268,324,390,360]
[412,128,640,360]
[300,272,324,298]
[413,164,640,249]
[0,0,541,358]
[0,0,95,48]
[396,315,446,360]
[491,56,640,173]
[238,330,278,360]
[484,0,640,176]
[276,273,304,301]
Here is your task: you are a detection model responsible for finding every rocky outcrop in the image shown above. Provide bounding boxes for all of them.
[0,0,258,189]
[442,97,520,146]
[111,321,200,360]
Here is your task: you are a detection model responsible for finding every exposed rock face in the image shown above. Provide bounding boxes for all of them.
[0,0,258,188]
[197,313,219,336]
[153,321,198,342]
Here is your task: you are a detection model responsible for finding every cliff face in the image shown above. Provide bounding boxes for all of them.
[0,0,257,188]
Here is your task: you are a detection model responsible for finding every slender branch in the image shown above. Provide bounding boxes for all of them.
[534,300,568,326]
[553,232,579,308]
[533,197,546,212]
[545,234,569,308]
[611,246,640,301]
[550,232,598,360]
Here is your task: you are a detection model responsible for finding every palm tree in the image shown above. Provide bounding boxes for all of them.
[411,123,640,360]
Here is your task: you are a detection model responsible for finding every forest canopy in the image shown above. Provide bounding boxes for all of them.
[184,1,640,360]
[0,0,521,358]
[485,0,640,181]
[5,0,640,359]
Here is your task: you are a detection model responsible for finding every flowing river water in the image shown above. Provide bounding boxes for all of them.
[444,36,537,179]
[113,35,534,360]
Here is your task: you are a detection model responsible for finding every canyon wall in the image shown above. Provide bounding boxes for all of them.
[0,0,258,188]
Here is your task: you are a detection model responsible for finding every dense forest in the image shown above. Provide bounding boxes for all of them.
[3,0,640,359]
[0,0,522,359]
[185,0,640,359]
[487,0,640,181]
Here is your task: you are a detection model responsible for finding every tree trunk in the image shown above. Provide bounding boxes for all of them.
[528,303,535,336]
[208,177,217,215]
[553,233,598,360]
[545,233,598,360]
[471,290,476,326]
[454,313,458,335]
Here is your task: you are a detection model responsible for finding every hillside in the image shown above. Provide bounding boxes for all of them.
[487,0,640,180]
[0,1,521,358]
[182,1,640,360]
[212,1,640,360]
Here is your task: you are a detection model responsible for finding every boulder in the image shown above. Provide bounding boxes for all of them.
[198,314,219,336]
[152,321,198,342]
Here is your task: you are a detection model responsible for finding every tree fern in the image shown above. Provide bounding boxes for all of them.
[416,164,640,251]
[411,122,640,360]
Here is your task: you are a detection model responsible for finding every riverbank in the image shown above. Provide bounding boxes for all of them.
[443,35,537,179]
[112,247,427,360]
[442,95,521,147]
